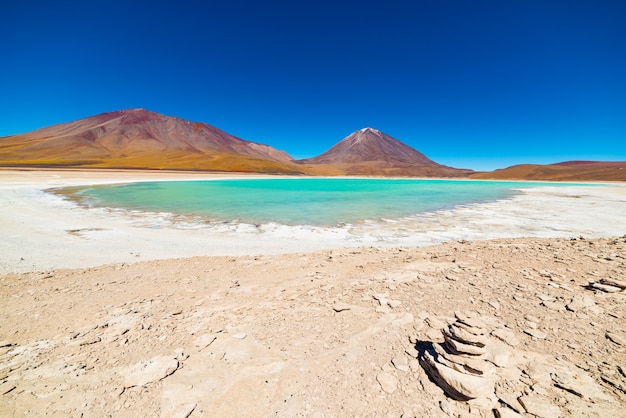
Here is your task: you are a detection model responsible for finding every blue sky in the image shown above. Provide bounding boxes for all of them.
[1,0,625,170]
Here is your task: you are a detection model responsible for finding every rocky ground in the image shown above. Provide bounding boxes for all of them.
[1,236,625,417]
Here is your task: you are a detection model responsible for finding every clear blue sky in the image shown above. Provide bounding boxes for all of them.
[1,1,625,170]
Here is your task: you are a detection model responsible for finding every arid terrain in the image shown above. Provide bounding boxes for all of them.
[471,161,626,182]
[1,169,625,417]
[1,237,625,417]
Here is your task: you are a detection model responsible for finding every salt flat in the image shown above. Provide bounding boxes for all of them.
[0,169,625,273]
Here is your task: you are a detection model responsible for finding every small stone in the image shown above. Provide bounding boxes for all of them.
[332,303,351,312]
[392,355,409,372]
[488,301,500,310]
[606,331,626,346]
[387,299,402,308]
[168,403,197,418]
[599,278,626,289]
[376,305,391,314]
[566,294,595,312]
[591,283,622,293]
[124,356,179,388]
[439,398,458,416]
[0,382,17,395]
[376,371,398,393]
[193,334,216,348]
[494,407,524,418]
[518,395,561,418]
[524,329,547,339]
[491,328,520,347]
[540,301,565,312]
[233,333,247,339]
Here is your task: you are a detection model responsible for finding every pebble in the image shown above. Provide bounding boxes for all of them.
[591,283,622,293]
[332,303,351,312]
[518,395,561,418]
[491,328,520,347]
[376,371,398,393]
[123,356,179,388]
[606,331,626,346]
[233,333,247,339]
[524,329,547,339]
[494,407,524,418]
[566,294,595,312]
[387,299,402,308]
[193,334,216,348]
[392,355,409,372]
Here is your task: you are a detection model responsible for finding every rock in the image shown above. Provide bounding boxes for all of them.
[447,323,489,347]
[495,384,524,413]
[439,398,458,416]
[420,351,494,400]
[566,294,595,312]
[332,303,351,312]
[491,328,520,346]
[606,331,626,346]
[518,395,561,418]
[494,407,524,418]
[376,371,398,393]
[443,330,487,356]
[167,403,197,418]
[233,333,247,339]
[591,283,622,293]
[392,355,409,372]
[124,356,179,388]
[387,299,402,308]
[433,343,496,376]
[600,278,626,289]
[524,329,547,339]
[488,301,501,310]
[551,368,611,401]
[485,342,511,368]
[0,381,16,395]
[193,334,216,348]
[454,311,488,332]
[540,301,565,312]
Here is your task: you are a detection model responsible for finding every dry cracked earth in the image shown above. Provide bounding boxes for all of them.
[1,236,625,417]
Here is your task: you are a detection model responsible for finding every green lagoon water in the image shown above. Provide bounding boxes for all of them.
[64,178,558,226]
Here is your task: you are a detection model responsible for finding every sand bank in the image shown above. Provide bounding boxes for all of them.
[1,169,625,273]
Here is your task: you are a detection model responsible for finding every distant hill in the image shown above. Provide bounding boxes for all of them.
[471,161,626,181]
[297,128,472,177]
[0,109,300,174]
[0,112,473,177]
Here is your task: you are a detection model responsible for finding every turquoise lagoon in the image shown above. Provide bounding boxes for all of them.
[61,178,569,226]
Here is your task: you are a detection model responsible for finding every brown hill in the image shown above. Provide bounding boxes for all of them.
[0,112,473,177]
[471,161,626,181]
[0,109,301,174]
[297,128,472,177]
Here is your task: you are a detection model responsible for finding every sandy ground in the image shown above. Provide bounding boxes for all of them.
[1,169,626,417]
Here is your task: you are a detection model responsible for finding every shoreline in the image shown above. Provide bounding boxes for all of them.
[1,169,625,274]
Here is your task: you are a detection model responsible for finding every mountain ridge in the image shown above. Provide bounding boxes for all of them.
[0,109,473,177]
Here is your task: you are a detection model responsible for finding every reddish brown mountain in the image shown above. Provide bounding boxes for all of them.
[0,112,474,177]
[0,109,298,173]
[298,128,472,177]
[471,161,626,181]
